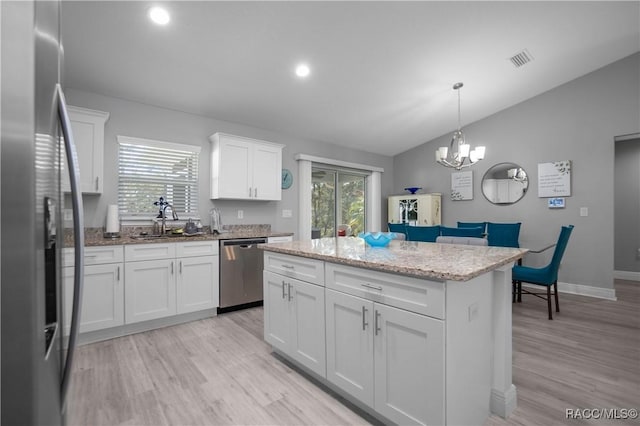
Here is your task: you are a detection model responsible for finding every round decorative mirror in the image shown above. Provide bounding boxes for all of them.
[481,162,529,205]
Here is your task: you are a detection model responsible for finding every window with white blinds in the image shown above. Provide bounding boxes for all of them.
[117,135,200,217]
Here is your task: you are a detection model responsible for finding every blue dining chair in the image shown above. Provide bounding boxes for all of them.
[512,225,574,320]
[487,222,521,248]
[388,223,408,237]
[441,225,484,238]
[457,221,487,234]
[406,225,441,242]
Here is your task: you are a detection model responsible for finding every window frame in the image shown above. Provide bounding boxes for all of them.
[117,135,201,220]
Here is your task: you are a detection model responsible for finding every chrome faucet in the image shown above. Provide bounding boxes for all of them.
[153,197,179,235]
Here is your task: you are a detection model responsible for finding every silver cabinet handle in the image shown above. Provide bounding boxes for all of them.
[95,176,99,191]
[281,264,295,269]
[117,266,120,281]
[171,261,174,275]
[288,283,293,301]
[362,306,368,331]
[361,282,383,291]
[375,310,381,335]
[249,187,252,197]
[282,280,286,299]
[254,188,258,198]
[179,261,182,274]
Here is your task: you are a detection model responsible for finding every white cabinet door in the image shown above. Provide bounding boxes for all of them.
[215,136,252,199]
[176,255,218,314]
[252,143,282,200]
[374,303,445,426]
[325,289,374,406]
[63,263,124,335]
[289,279,326,376]
[210,133,283,200]
[387,194,441,225]
[62,106,109,194]
[125,259,176,324]
[263,270,291,353]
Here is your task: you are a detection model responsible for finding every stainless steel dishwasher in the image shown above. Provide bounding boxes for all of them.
[218,237,267,312]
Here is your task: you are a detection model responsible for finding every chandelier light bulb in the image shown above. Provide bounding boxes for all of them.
[149,7,170,25]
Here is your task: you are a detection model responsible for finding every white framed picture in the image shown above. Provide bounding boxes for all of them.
[451,170,473,200]
[538,160,571,197]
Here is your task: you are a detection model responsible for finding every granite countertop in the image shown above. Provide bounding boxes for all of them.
[260,237,527,282]
[69,225,293,247]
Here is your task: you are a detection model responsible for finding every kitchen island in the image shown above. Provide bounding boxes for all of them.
[261,237,527,426]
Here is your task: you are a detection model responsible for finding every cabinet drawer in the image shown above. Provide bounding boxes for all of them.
[264,252,324,286]
[267,236,293,244]
[63,245,124,267]
[176,241,218,257]
[125,243,176,262]
[326,263,444,319]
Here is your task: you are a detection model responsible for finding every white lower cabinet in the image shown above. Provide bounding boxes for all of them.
[177,255,219,314]
[263,270,326,377]
[62,246,124,335]
[63,262,124,335]
[125,258,177,323]
[125,241,219,324]
[325,289,445,425]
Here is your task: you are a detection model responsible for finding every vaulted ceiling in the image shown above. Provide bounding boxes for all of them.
[61,1,640,156]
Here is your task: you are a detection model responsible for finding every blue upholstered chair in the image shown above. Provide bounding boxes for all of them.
[406,225,440,242]
[487,222,521,248]
[512,225,574,320]
[457,221,487,234]
[441,225,484,238]
[388,223,408,237]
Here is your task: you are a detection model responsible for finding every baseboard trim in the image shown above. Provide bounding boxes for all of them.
[491,384,517,419]
[522,282,617,301]
[614,270,640,282]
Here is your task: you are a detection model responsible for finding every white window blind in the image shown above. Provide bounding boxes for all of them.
[117,135,200,217]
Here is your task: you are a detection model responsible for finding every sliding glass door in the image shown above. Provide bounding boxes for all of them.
[312,167,366,238]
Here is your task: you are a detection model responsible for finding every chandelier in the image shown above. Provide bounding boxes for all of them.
[435,82,485,170]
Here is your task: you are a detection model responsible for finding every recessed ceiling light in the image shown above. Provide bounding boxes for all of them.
[295,64,310,78]
[149,7,170,25]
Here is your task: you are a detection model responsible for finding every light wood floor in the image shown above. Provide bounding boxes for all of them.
[68,280,640,425]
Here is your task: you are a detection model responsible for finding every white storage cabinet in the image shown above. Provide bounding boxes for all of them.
[62,105,109,194]
[263,252,326,376]
[209,132,284,200]
[324,263,445,425]
[388,193,441,226]
[125,241,219,324]
[62,245,124,334]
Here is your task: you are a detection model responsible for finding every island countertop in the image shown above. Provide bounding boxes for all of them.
[260,237,527,282]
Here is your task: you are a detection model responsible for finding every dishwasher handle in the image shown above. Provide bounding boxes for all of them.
[221,238,268,247]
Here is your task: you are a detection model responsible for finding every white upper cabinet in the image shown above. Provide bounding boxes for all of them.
[62,105,109,194]
[210,132,284,200]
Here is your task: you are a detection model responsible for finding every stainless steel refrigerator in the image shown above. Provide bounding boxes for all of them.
[1,0,85,423]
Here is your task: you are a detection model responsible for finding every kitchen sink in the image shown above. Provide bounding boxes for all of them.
[129,234,184,240]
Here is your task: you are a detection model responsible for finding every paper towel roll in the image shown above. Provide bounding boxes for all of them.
[106,204,120,233]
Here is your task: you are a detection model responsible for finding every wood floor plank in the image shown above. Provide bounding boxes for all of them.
[68,280,640,425]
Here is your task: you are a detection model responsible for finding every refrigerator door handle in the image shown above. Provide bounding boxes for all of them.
[56,84,85,410]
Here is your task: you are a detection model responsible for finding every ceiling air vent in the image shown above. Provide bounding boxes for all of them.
[509,49,534,68]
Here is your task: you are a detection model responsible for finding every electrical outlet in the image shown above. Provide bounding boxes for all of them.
[282,209,292,218]
[237,210,243,219]
[579,207,588,217]
[64,209,73,221]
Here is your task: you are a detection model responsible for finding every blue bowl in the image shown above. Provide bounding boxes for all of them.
[404,186,422,194]
[358,232,397,247]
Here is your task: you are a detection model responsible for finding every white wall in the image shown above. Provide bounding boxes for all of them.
[393,53,640,291]
[66,89,394,238]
